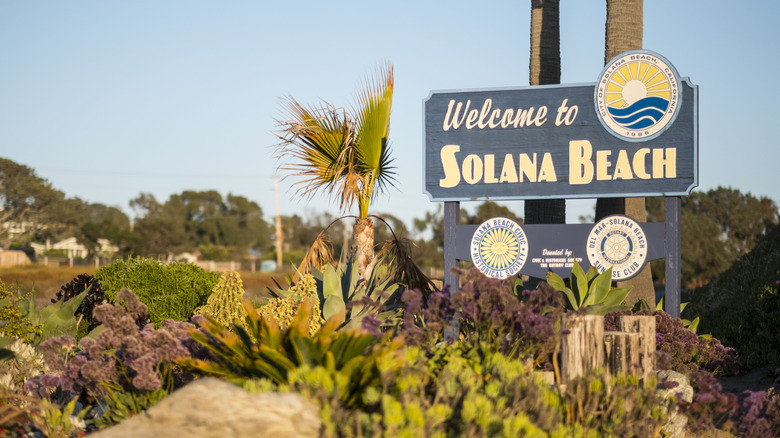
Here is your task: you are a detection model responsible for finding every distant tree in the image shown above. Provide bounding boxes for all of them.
[466,201,524,225]
[647,187,779,287]
[129,193,189,257]
[0,158,65,247]
[130,191,271,259]
[78,203,133,256]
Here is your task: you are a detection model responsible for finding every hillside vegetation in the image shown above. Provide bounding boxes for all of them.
[684,224,780,368]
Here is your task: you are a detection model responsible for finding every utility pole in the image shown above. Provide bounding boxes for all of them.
[274,176,283,271]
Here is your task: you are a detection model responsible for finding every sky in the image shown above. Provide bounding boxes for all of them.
[2,1,779,235]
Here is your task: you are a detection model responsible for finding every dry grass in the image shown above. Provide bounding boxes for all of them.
[0,264,96,309]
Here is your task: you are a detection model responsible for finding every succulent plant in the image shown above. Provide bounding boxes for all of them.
[546,261,632,315]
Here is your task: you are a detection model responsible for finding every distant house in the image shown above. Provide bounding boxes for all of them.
[30,237,119,259]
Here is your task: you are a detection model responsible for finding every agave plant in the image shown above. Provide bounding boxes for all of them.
[545,261,632,315]
[313,254,403,332]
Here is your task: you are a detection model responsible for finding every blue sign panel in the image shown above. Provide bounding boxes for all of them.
[423,50,697,201]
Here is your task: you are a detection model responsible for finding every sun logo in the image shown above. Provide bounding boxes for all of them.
[595,50,681,142]
[470,218,528,279]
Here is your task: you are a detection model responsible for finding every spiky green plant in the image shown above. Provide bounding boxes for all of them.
[259,273,324,335]
[546,261,632,315]
[182,299,404,409]
[194,270,249,333]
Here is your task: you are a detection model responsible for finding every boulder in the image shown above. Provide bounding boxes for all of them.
[91,377,320,438]
[657,369,694,438]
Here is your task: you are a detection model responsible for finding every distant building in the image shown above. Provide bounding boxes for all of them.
[30,237,118,259]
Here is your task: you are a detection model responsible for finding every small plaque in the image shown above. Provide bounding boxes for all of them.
[470,217,528,279]
[586,215,648,280]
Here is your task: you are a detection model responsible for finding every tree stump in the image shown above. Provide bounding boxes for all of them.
[604,315,656,379]
[560,314,604,383]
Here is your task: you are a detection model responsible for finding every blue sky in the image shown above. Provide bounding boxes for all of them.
[2,1,778,234]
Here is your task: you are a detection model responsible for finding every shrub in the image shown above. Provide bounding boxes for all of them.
[27,289,198,428]
[402,268,565,369]
[0,338,47,395]
[684,224,780,368]
[0,279,41,343]
[604,310,739,376]
[244,343,668,437]
[94,257,219,326]
[183,299,404,410]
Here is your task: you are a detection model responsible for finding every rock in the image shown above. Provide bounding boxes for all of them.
[91,377,321,438]
[657,370,694,438]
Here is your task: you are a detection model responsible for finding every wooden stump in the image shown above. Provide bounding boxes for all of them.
[604,315,656,379]
[560,314,604,383]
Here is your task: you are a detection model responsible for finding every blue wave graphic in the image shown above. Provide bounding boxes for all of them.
[608,96,669,129]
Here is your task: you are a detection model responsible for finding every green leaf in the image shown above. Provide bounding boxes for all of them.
[322,264,342,299]
[571,261,589,307]
[36,291,89,345]
[584,267,613,307]
[546,272,578,310]
[600,285,632,309]
[323,294,346,321]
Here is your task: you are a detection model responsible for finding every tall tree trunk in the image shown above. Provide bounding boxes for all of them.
[353,217,376,282]
[597,0,655,308]
[527,0,565,225]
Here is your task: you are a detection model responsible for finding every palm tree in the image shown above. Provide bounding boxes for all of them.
[596,0,655,308]
[275,63,396,282]
[527,0,566,225]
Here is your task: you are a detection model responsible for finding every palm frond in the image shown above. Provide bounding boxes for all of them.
[274,63,397,217]
[354,63,397,206]
[371,215,435,300]
[275,98,362,212]
[296,229,334,277]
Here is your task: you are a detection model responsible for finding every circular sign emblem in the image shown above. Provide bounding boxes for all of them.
[470,217,528,279]
[586,215,647,280]
[595,50,681,142]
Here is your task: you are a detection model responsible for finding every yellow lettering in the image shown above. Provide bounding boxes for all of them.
[633,148,651,179]
[439,145,461,188]
[519,153,537,182]
[653,148,677,178]
[484,154,498,183]
[613,150,633,180]
[596,150,612,181]
[465,108,479,129]
[500,154,518,183]
[463,154,483,184]
[443,100,468,131]
[533,106,548,126]
[538,152,557,181]
[477,99,492,129]
[499,109,515,128]
[569,140,594,184]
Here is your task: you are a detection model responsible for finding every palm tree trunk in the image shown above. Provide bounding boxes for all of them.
[598,0,655,308]
[527,0,565,225]
[353,217,376,282]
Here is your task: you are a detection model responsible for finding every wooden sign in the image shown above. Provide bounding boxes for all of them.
[424,51,698,202]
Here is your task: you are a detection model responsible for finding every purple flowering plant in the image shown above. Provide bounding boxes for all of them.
[401,268,565,369]
[26,288,199,402]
